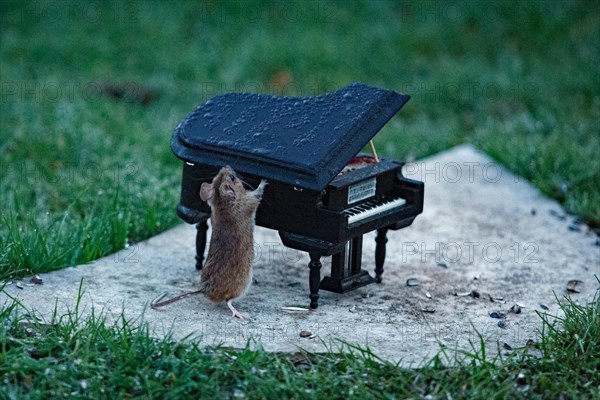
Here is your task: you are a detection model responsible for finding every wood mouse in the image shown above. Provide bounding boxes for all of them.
[151,166,267,319]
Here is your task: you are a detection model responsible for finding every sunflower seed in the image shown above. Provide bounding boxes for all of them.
[425,291,432,299]
[539,304,549,310]
[497,320,506,328]
[566,279,583,293]
[503,342,512,350]
[30,275,43,285]
[281,306,310,313]
[510,304,522,314]
[420,306,435,313]
[455,291,472,297]
[489,311,505,319]
[406,278,419,287]
[489,295,505,303]
[437,262,448,269]
[299,330,312,338]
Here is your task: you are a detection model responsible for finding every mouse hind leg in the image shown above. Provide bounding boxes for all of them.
[226,299,247,319]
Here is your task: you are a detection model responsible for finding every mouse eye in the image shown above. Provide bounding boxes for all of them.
[228,173,236,181]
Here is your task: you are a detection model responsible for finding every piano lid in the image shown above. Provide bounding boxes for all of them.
[171,82,410,191]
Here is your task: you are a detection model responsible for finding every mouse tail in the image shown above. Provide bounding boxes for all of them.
[150,289,204,308]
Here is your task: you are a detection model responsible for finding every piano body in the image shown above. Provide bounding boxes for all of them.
[171,82,424,308]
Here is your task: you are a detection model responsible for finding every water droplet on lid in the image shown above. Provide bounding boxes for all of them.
[343,91,353,99]
[203,113,214,119]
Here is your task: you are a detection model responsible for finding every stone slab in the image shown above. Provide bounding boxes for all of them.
[2,144,598,365]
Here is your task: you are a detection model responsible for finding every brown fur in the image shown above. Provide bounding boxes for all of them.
[151,166,266,316]
[199,166,265,303]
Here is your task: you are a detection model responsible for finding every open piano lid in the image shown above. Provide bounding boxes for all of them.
[171,82,410,191]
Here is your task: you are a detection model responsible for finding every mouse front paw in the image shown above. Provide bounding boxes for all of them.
[254,179,268,197]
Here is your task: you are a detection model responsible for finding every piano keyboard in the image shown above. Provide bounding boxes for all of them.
[343,196,406,227]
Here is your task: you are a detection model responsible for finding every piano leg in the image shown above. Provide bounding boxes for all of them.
[195,220,209,270]
[308,253,322,309]
[374,228,388,283]
[319,236,374,293]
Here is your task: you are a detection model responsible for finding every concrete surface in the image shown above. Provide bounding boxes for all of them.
[2,144,598,365]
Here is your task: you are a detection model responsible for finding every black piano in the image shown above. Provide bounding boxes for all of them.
[171,82,424,308]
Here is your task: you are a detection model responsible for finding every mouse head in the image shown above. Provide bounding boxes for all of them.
[200,166,246,208]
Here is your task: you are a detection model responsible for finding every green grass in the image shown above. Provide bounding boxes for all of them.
[1,0,599,279]
[1,281,598,399]
[0,2,598,396]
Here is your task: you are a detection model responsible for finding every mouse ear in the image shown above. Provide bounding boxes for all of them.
[199,182,214,202]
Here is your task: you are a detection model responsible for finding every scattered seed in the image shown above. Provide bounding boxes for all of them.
[16,282,24,290]
[503,342,512,350]
[471,290,480,298]
[287,282,301,287]
[510,304,522,314]
[281,306,310,313]
[568,225,580,232]
[437,262,448,269]
[539,304,549,310]
[473,275,479,280]
[425,292,432,299]
[489,311,506,319]
[30,275,43,285]
[420,306,435,313]
[549,209,566,220]
[530,209,536,216]
[497,320,506,328]
[361,292,373,299]
[455,291,471,297]
[349,305,357,313]
[566,279,583,293]
[299,330,312,338]
[406,278,419,287]
[515,372,526,385]
[489,295,505,303]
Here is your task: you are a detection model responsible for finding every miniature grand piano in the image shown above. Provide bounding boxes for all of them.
[171,82,424,308]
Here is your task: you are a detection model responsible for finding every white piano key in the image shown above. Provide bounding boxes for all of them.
[346,196,406,226]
